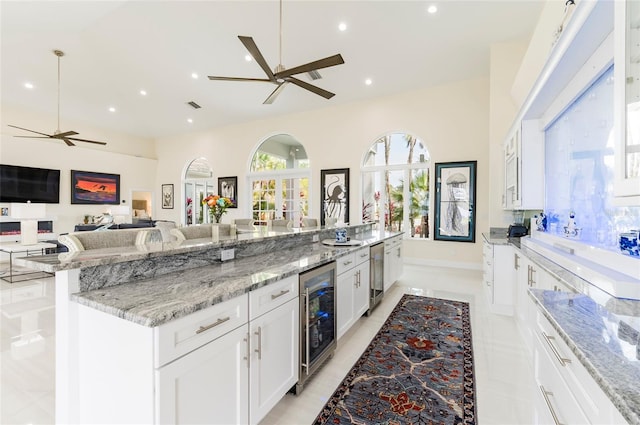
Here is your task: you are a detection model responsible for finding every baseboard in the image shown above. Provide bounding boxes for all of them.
[402,257,482,271]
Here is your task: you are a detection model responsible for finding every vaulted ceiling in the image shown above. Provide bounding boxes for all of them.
[1,1,544,139]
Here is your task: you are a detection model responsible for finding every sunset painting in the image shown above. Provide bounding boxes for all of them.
[71,170,120,204]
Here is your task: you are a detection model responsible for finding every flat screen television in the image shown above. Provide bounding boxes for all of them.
[0,164,61,203]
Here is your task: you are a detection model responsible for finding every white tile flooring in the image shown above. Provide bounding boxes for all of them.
[0,263,535,425]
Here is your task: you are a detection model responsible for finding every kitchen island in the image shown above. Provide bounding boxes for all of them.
[17,223,400,424]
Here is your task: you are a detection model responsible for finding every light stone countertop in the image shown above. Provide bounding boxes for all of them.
[70,233,392,328]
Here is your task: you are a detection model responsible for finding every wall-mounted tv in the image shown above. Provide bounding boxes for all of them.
[0,164,61,204]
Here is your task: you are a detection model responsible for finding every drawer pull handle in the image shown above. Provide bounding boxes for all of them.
[542,332,571,366]
[254,326,262,360]
[343,260,353,266]
[360,253,368,258]
[196,316,230,334]
[539,385,564,425]
[271,289,290,299]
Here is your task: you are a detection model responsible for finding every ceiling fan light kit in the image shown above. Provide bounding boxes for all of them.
[8,49,107,147]
[207,0,344,104]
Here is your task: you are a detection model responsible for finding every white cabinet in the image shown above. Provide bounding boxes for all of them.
[336,247,370,340]
[530,296,627,425]
[156,325,249,424]
[482,239,515,316]
[503,119,544,210]
[614,0,640,202]
[248,276,299,425]
[383,235,403,292]
[75,276,299,425]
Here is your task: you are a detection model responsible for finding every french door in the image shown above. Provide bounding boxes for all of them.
[183,180,216,225]
[249,171,310,228]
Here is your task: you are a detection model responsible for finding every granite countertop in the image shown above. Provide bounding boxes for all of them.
[529,289,640,424]
[14,229,301,273]
[70,233,391,328]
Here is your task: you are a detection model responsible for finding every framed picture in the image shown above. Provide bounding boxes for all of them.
[434,161,477,243]
[162,184,174,209]
[218,176,238,208]
[320,168,349,226]
[1,207,8,216]
[71,170,120,205]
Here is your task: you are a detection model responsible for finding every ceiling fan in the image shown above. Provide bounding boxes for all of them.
[208,0,345,104]
[8,50,107,147]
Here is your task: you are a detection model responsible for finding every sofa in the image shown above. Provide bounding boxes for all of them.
[170,224,233,242]
[58,227,163,252]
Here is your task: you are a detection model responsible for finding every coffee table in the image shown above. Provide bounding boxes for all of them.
[0,241,56,283]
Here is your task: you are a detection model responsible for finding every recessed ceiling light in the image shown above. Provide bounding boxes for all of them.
[191,72,199,79]
[427,4,438,14]
[245,54,252,62]
[365,78,373,86]
[108,107,116,113]
[24,82,34,89]
[338,22,347,32]
[187,118,193,124]
[139,89,147,96]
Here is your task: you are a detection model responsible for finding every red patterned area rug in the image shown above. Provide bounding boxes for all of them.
[313,294,476,425]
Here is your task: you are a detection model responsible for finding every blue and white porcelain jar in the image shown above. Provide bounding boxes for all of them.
[335,228,347,243]
[619,231,640,257]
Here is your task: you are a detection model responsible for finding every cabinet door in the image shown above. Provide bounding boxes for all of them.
[492,245,515,315]
[336,269,355,339]
[392,238,403,282]
[515,253,533,352]
[383,247,393,291]
[156,325,249,425]
[249,298,299,425]
[353,262,370,319]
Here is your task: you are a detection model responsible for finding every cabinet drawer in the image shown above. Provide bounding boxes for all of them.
[534,308,625,424]
[336,253,356,275]
[533,330,590,425]
[354,248,370,266]
[249,274,299,320]
[155,294,248,367]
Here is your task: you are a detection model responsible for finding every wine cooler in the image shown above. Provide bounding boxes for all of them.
[296,261,336,394]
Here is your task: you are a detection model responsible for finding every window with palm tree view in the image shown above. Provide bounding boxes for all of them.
[362,133,430,238]
[249,134,310,227]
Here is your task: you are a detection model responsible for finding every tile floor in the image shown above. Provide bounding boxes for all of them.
[0,263,535,425]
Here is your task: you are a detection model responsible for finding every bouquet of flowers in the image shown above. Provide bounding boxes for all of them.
[202,194,233,223]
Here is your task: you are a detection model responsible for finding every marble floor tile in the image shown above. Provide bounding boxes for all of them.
[0,263,534,425]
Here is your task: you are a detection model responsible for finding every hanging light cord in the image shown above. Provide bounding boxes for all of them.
[279,0,283,66]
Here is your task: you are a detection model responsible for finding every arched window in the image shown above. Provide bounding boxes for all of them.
[361,133,430,238]
[248,134,311,227]
[182,158,214,226]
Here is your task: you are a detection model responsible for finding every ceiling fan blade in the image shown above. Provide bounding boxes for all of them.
[61,138,75,147]
[208,76,273,83]
[8,124,53,137]
[67,137,107,146]
[54,130,79,137]
[263,83,288,105]
[14,136,51,139]
[275,54,345,79]
[285,77,335,99]
[238,36,276,81]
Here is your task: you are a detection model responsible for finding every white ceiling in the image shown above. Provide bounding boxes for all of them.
[1,1,544,140]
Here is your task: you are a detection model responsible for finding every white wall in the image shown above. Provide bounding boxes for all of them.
[0,123,158,235]
[155,77,491,267]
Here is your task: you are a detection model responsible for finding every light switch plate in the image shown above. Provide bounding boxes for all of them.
[312,235,319,242]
